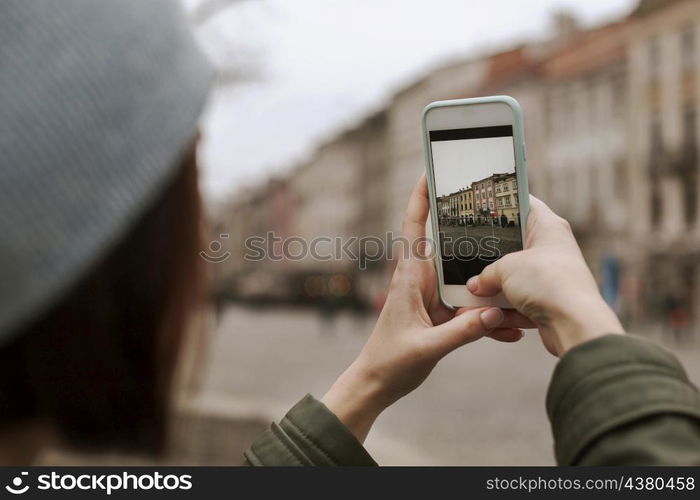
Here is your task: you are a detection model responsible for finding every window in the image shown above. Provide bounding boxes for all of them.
[683,108,697,154]
[650,115,663,164]
[649,37,661,82]
[682,25,696,70]
[512,180,517,189]
[611,74,625,120]
[503,184,509,192]
[651,184,662,228]
[683,108,698,226]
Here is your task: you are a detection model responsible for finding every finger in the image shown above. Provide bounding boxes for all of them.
[455,307,533,328]
[428,307,503,355]
[527,195,551,216]
[500,309,536,328]
[528,195,561,223]
[460,197,556,298]
[454,306,478,316]
[487,328,524,343]
[427,297,456,326]
[456,306,534,329]
[527,195,574,247]
[465,258,508,297]
[527,195,559,226]
[400,174,429,253]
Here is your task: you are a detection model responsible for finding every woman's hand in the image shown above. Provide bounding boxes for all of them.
[322,175,532,442]
[467,195,624,357]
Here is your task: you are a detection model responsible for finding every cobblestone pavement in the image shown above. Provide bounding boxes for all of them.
[199,305,700,466]
[440,224,522,257]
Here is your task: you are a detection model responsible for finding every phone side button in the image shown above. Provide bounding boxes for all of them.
[521,142,527,163]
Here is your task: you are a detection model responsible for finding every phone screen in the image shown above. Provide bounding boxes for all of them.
[430,125,523,285]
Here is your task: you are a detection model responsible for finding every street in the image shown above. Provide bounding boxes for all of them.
[198,305,700,465]
[440,224,522,259]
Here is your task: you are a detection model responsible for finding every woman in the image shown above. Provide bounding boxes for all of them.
[1,0,699,467]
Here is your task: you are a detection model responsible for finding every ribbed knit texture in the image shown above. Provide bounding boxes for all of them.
[0,0,213,341]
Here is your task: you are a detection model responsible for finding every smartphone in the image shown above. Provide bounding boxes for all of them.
[422,96,529,309]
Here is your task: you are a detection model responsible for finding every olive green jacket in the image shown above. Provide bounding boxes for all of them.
[244,335,700,465]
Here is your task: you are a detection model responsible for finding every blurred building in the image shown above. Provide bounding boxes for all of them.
[539,21,630,315]
[213,177,297,302]
[627,0,700,325]
[288,132,363,270]
[213,0,700,331]
[286,124,379,305]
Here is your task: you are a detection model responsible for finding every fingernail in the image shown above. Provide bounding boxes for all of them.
[466,276,478,292]
[480,308,504,329]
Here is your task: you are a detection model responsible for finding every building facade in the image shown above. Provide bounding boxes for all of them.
[460,187,474,221]
[539,20,631,316]
[494,174,519,223]
[473,175,497,215]
[437,187,475,225]
[627,0,700,325]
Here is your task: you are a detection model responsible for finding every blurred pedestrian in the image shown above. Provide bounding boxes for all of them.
[317,292,338,336]
[665,292,691,344]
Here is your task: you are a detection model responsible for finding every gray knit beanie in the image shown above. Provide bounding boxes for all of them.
[0,0,213,341]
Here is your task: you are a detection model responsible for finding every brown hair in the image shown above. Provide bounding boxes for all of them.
[0,143,204,454]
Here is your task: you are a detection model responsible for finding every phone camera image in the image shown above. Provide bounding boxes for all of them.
[430,125,523,285]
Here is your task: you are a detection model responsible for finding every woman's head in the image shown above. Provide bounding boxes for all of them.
[0,144,203,453]
[0,0,212,456]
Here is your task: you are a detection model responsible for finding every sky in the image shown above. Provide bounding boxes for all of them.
[186,0,637,202]
[433,137,515,197]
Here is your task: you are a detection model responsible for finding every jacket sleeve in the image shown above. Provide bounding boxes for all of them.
[547,334,700,465]
[243,394,377,466]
